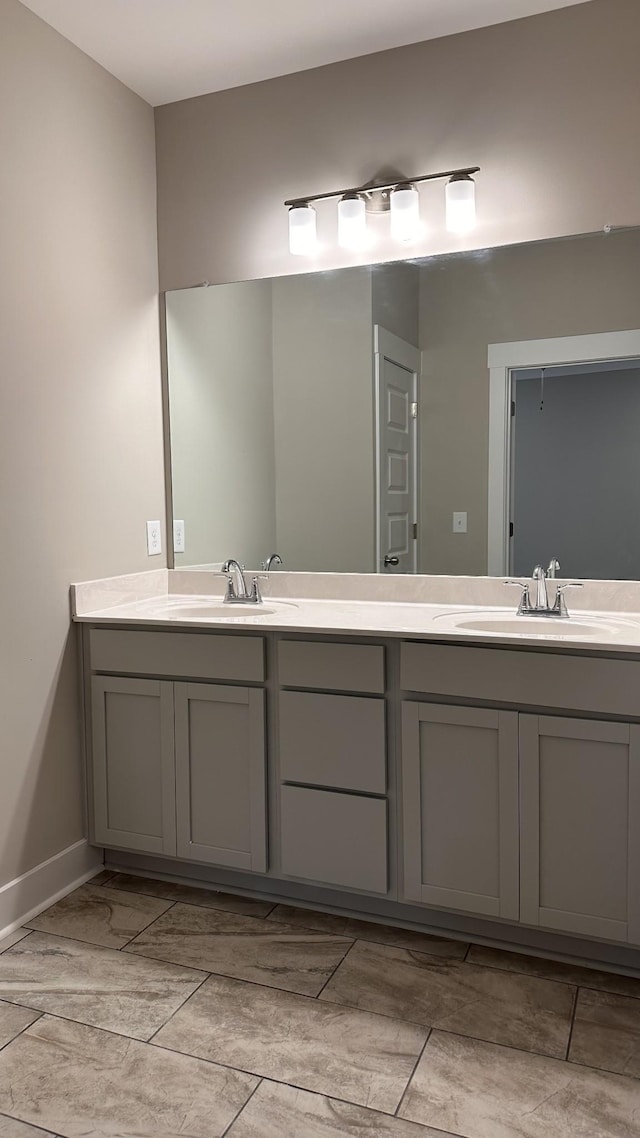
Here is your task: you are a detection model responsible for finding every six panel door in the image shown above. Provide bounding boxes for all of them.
[174,682,267,871]
[91,675,176,855]
[401,702,519,919]
[520,715,640,943]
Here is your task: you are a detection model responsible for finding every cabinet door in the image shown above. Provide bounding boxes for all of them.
[520,715,640,943]
[91,676,176,855]
[402,702,519,919]
[175,683,267,871]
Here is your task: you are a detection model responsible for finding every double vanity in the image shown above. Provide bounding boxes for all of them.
[72,567,640,971]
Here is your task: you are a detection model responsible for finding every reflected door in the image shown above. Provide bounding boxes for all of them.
[375,326,419,573]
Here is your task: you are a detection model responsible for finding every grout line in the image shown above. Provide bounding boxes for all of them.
[118,901,179,949]
[564,986,580,1061]
[145,972,212,1044]
[220,1077,263,1138]
[0,1011,44,1055]
[0,929,35,956]
[312,938,357,1000]
[394,1026,431,1118]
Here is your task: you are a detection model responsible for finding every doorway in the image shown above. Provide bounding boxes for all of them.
[374,326,420,574]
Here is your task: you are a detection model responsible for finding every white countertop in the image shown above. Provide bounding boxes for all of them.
[72,591,640,655]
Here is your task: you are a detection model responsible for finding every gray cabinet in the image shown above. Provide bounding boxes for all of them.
[520,715,640,944]
[175,683,267,871]
[91,676,176,855]
[280,784,388,894]
[279,690,386,794]
[401,702,519,919]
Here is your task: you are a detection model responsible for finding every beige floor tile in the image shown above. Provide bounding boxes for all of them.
[399,1030,640,1138]
[0,1117,55,1138]
[108,872,275,917]
[126,901,352,995]
[227,1080,458,1137]
[0,930,30,955]
[0,931,205,1040]
[154,972,427,1114]
[87,869,113,886]
[569,987,640,1077]
[25,883,173,949]
[0,1015,257,1138]
[468,944,640,999]
[0,1002,40,1050]
[320,939,574,1058]
[268,904,468,959]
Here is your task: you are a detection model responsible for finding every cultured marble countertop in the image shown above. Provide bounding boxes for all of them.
[72,580,640,655]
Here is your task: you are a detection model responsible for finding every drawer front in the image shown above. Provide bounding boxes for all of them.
[279,691,386,794]
[278,640,385,693]
[280,785,388,893]
[400,640,640,718]
[89,628,264,682]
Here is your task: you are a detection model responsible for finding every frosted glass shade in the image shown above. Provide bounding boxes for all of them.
[390,183,420,242]
[288,204,317,255]
[446,176,476,233]
[338,194,367,249]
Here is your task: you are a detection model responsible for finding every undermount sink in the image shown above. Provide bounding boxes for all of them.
[433,610,636,639]
[165,598,297,619]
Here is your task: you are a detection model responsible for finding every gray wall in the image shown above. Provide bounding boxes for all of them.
[372,262,419,347]
[0,0,164,887]
[513,368,640,580]
[272,268,375,571]
[418,229,640,573]
[155,0,640,291]
[167,282,277,568]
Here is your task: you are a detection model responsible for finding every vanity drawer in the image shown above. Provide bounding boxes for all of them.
[89,629,264,683]
[278,639,385,693]
[400,641,640,717]
[280,785,388,893]
[279,691,386,794]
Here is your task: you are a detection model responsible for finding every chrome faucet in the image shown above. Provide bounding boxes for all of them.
[221,559,267,605]
[505,564,583,618]
[261,553,283,572]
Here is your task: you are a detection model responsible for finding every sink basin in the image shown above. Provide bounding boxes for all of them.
[454,617,608,637]
[164,598,297,619]
[433,610,636,639]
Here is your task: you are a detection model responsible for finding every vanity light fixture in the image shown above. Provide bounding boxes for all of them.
[288,202,318,255]
[337,193,368,249]
[445,174,477,234]
[285,165,479,255]
[390,183,421,243]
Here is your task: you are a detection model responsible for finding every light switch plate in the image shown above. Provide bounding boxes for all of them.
[146,520,162,556]
[453,511,468,534]
[173,519,185,554]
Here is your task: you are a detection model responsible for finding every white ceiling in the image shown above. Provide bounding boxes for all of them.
[19,0,591,106]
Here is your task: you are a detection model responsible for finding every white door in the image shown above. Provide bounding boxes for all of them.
[375,326,420,573]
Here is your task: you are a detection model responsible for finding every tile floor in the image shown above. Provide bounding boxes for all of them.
[0,872,639,1137]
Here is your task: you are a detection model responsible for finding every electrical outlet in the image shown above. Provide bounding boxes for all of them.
[146,520,162,556]
[173,519,185,554]
[452,511,468,534]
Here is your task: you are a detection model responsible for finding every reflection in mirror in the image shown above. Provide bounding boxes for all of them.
[165,227,640,579]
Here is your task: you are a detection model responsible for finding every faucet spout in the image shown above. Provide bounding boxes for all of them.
[532,565,549,610]
[221,559,248,599]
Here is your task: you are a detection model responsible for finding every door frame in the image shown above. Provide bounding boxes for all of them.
[374,324,421,574]
[487,328,640,575]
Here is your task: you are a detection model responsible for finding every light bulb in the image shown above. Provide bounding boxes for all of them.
[288,204,317,255]
[337,194,367,249]
[446,176,476,234]
[390,183,420,243]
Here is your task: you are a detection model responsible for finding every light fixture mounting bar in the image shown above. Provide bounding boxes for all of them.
[284,165,480,208]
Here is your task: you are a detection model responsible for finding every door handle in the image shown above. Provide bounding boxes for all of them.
[384,555,400,567]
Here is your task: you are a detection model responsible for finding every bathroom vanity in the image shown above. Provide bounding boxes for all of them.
[73,571,640,969]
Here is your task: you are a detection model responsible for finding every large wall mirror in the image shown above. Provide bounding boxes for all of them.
[165,227,640,579]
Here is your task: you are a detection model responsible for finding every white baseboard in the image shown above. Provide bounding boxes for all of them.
[0,839,104,941]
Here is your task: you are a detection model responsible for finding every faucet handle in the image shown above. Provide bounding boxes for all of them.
[504,579,528,588]
[250,575,268,604]
[553,581,583,617]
